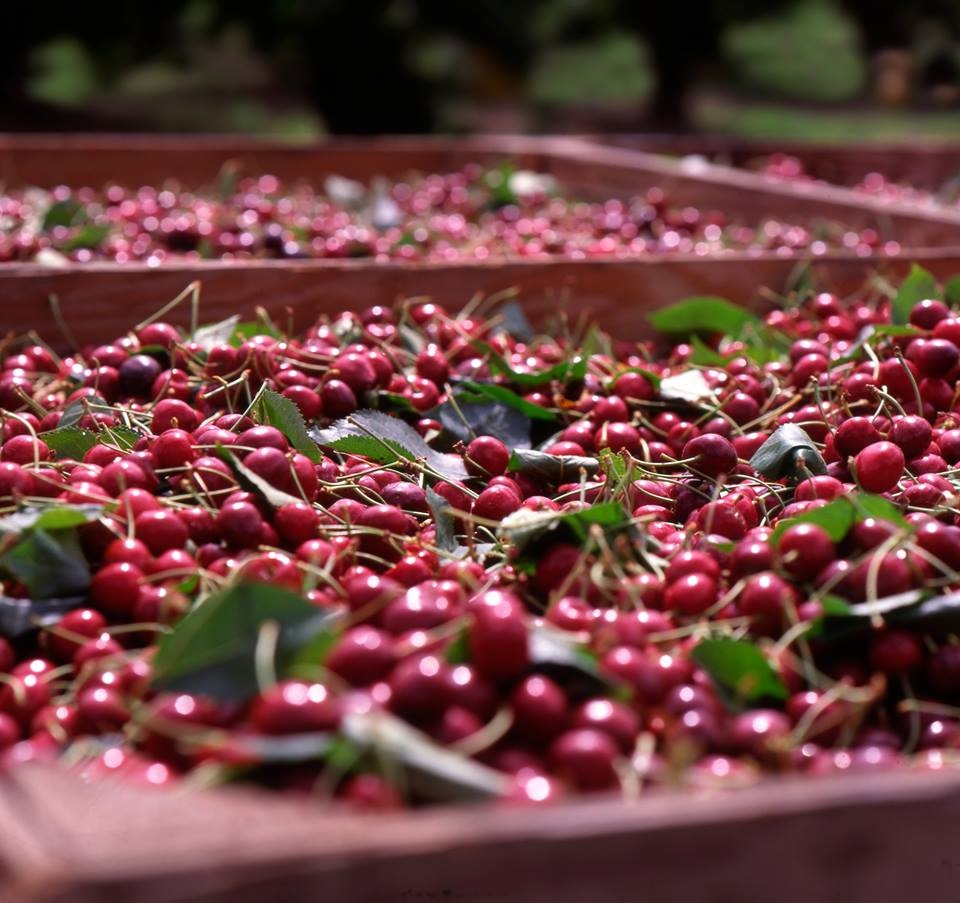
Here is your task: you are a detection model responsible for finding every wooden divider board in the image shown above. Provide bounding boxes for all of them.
[593,133,960,194]
[3,764,960,902]
[3,250,960,349]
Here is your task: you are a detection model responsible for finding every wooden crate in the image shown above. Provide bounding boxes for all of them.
[3,763,960,902]
[5,136,960,902]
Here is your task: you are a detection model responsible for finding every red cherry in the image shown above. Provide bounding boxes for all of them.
[854,441,905,493]
[249,680,341,734]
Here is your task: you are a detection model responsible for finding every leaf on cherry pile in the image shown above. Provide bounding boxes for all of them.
[497,301,536,342]
[838,323,922,364]
[60,224,111,252]
[691,638,788,711]
[454,381,557,421]
[688,336,732,367]
[310,410,468,482]
[230,320,281,345]
[0,504,102,535]
[151,583,341,702]
[891,263,937,325]
[474,342,587,388]
[216,447,303,509]
[649,296,761,337]
[887,591,960,634]
[37,427,96,460]
[192,314,241,351]
[0,528,91,601]
[507,448,599,483]
[658,370,714,404]
[811,588,960,642]
[229,731,337,763]
[0,594,86,638]
[426,487,459,554]
[749,424,826,481]
[59,393,107,429]
[771,493,907,545]
[945,274,960,308]
[42,198,83,230]
[529,622,612,693]
[341,710,508,801]
[435,398,532,449]
[252,388,322,464]
[499,501,630,553]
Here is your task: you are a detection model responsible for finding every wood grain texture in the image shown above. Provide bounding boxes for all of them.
[4,764,960,903]
[3,251,959,349]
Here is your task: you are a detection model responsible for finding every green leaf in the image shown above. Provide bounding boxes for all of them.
[59,393,106,429]
[891,264,937,325]
[445,627,470,664]
[529,623,612,692]
[650,296,760,337]
[426,487,459,553]
[659,370,714,403]
[499,501,630,552]
[0,504,102,535]
[216,447,301,509]
[253,389,322,464]
[151,583,339,702]
[310,410,468,482]
[691,638,787,710]
[39,426,98,461]
[749,424,826,481]
[498,301,535,342]
[944,275,960,308]
[342,710,507,801]
[435,399,531,449]
[0,593,86,638]
[475,342,587,387]
[689,336,732,366]
[193,315,241,351]
[456,381,557,421]
[42,199,82,230]
[888,591,960,635]
[606,367,660,393]
[483,160,519,208]
[100,426,139,452]
[507,449,599,483]
[60,223,111,252]
[229,321,281,346]
[0,529,90,599]
[771,494,908,545]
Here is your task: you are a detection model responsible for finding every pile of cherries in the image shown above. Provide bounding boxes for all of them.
[2,280,960,811]
[0,164,888,265]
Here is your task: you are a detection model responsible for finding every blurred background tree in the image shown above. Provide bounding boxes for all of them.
[2,0,960,137]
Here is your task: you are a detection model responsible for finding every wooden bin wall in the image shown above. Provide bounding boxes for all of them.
[593,133,960,195]
[3,764,960,902]
[10,250,960,350]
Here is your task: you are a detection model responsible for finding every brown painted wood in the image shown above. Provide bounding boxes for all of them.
[3,251,959,350]
[5,764,960,903]
[594,133,960,194]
